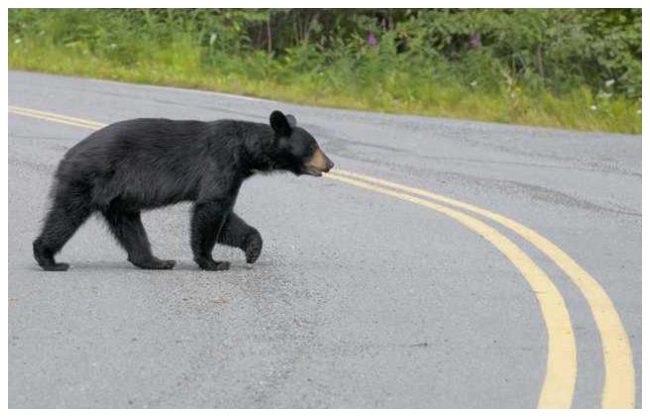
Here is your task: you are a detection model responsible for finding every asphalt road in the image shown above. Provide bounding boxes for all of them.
[8,70,641,408]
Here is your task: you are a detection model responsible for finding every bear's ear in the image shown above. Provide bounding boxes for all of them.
[286,114,297,128]
[270,110,292,136]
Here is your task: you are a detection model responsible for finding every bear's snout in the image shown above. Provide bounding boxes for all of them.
[323,153,334,172]
[304,147,334,176]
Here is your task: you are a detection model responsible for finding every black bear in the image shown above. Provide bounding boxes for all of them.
[33,110,334,271]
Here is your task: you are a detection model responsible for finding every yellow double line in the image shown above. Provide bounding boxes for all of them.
[9,105,105,130]
[8,104,635,408]
[327,170,635,409]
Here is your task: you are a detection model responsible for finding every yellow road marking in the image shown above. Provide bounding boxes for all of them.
[326,172,576,408]
[10,105,633,407]
[9,107,100,130]
[330,169,635,408]
[9,105,105,129]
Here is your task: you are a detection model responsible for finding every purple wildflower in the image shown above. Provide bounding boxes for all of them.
[367,32,378,47]
[469,32,481,48]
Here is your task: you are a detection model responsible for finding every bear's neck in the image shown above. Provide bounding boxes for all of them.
[241,124,279,174]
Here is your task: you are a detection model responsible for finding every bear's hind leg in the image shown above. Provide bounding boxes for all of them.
[33,185,93,271]
[217,212,263,264]
[102,209,175,270]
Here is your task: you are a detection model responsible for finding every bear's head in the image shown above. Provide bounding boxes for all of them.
[270,110,334,177]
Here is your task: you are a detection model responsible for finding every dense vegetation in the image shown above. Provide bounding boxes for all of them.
[8,9,642,133]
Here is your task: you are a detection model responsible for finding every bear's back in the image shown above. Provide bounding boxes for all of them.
[57,119,211,179]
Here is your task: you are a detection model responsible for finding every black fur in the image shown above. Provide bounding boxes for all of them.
[33,110,334,271]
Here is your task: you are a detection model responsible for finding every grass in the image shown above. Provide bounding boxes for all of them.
[9,36,641,134]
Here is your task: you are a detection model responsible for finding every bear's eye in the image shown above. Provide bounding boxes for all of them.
[306,144,316,158]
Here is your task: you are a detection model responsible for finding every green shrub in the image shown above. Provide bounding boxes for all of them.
[8,8,641,134]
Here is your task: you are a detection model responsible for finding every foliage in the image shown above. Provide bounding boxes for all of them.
[8,8,642,133]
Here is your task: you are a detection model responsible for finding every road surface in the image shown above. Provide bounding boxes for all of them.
[8,70,641,408]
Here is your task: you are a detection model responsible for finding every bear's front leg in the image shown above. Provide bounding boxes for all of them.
[217,212,263,264]
[191,200,232,271]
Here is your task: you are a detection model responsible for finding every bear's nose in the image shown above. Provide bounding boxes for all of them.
[324,155,334,172]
